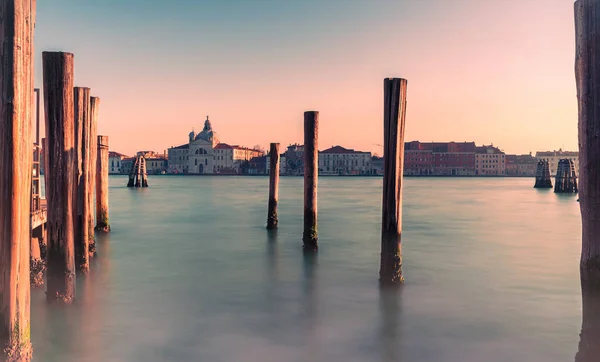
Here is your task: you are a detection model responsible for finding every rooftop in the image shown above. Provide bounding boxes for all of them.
[321,145,369,154]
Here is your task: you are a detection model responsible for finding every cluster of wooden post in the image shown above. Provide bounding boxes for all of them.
[127,155,148,188]
[0,1,35,359]
[533,159,552,189]
[265,78,407,285]
[95,135,110,232]
[554,159,578,194]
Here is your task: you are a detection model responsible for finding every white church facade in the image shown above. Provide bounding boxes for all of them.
[167,116,263,174]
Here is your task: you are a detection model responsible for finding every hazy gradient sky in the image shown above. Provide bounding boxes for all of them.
[35,0,577,156]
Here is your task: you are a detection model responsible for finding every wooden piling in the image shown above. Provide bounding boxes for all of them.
[303,112,318,251]
[267,143,280,230]
[96,135,110,232]
[88,97,99,256]
[575,269,600,362]
[0,0,35,357]
[379,78,408,285]
[74,87,91,272]
[575,0,600,271]
[534,159,552,188]
[43,51,76,304]
[554,159,578,193]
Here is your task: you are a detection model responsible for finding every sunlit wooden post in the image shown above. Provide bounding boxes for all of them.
[95,135,110,232]
[74,87,91,272]
[88,97,99,256]
[303,112,318,251]
[43,51,76,304]
[267,143,280,230]
[575,0,600,272]
[379,78,407,285]
[0,0,35,358]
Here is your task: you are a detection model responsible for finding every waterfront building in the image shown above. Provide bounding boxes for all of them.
[146,157,167,174]
[167,144,189,174]
[535,149,579,177]
[283,144,304,175]
[121,157,135,175]
[109,151,129,174]
[405,141,477,176]
[318,146,372,175]
[214,143,264,174]
[371,156,383,175]
[475,145,506,176]
[505,153,536,176]
[167,116,264,174]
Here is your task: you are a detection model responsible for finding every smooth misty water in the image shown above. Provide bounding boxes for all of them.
[31,176,585,362]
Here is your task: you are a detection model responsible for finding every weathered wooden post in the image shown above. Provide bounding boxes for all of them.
[96,135,110,232]
[267,143,280,230]
[88,97,99,256]
[0,0,35,358]
[303,112,318,251]
[43,51,76,304]
[141,157,148,187]
[74,87,91,272]
[379,78,407,285]
[575,0,600,271]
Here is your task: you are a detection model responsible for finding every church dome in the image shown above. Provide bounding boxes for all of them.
[195,116,218,143]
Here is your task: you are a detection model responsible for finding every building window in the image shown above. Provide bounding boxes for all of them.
[195,159,198,166]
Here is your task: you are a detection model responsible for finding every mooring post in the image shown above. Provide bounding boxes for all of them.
[379,78,408,285]
[575,0,600,271]
[575,270,600,362]
[42,137,48,192]
[141,157,148,187]
[267,143,280,230]
[43,51,76,303]
[88,97,99,256]
[0,0,35,357]
[74,87,91,272]
[303,112,319,251]
[96,135,110,232]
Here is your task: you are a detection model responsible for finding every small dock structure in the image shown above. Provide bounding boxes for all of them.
[554,158,578,193]
[127,155,149,188]
[534,159,552,188]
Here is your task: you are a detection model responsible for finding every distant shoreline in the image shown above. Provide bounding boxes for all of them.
[105,174,536,178]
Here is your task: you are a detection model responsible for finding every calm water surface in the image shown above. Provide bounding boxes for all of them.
[32,176,584,361]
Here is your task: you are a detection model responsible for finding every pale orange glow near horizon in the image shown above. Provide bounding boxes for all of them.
[35,0,577,157]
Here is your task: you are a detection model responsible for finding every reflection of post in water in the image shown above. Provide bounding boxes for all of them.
[266,230,279,281]
[379,287,402,362]
[575,270,600,362]
[302,251,318,319]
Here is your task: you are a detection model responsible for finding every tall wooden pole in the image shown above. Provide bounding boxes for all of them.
[43,51,76,304]
[575,0,600,272]
[267,143,280,230]
[575,270,600,362]
[303,112,318,251]
[95,135,110,232]
[74,87,91,272]
[88,97,99,256]
[379,78,407,285]
[0,0,35,359]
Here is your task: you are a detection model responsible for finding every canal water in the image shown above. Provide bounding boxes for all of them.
[32,176,584,361]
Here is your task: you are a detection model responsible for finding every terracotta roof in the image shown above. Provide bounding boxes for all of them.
[476,146,504,154]
[214,143,233,150]
[321,145,368,154]
[109,151,128,158]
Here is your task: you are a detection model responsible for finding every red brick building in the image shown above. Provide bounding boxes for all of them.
[404,141,476,176]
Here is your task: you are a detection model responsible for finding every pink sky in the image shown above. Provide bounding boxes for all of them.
[35,0,577,157]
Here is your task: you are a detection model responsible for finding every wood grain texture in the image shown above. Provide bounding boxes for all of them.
[0,1,35,359]
[267,143,280,230]
[74,87,91,272]
[575,0,600,272]
[43,51,76,304]
[303,112,318,251]
[95,135,110,232]
[88,97,99,256]
[379,78,407,285]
